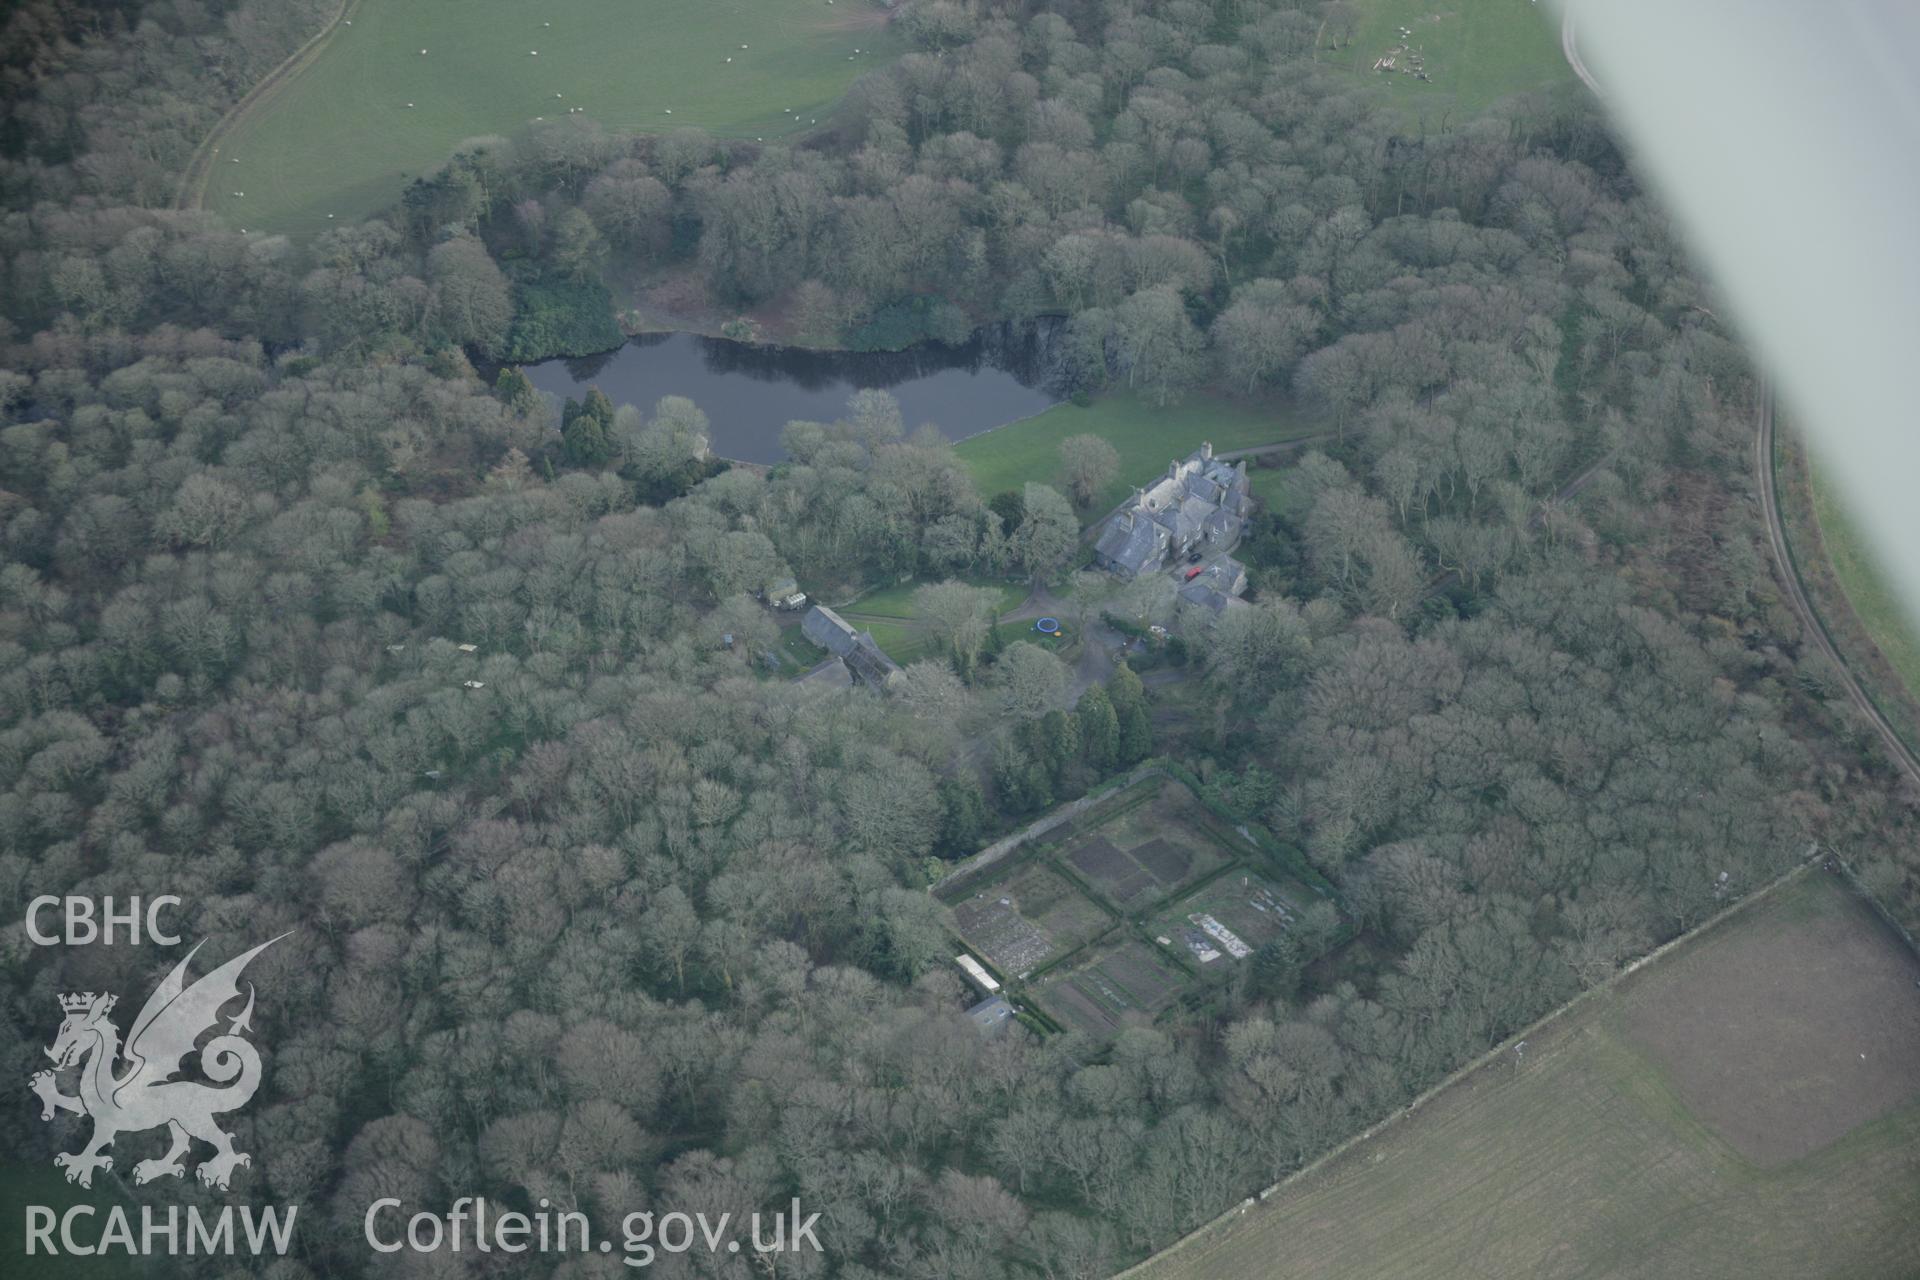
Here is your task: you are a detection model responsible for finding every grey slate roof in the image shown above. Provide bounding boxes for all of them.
[1095,512,1171,576]
[797,657,855,689]
[801,606,898,686]
[802,605,859,656]
[1178,580,1248,615]
[1177,494,1216,531]
[967,995,1016,1035]
[1095,444,1258,578]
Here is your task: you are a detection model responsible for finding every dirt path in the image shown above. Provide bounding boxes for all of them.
[1756,385,1920,790]
[1560,0,1606,100]
[175,0,361,213]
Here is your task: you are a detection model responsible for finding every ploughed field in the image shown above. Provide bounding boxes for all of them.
[1130,869,1920,1280]
[204,0,901,235]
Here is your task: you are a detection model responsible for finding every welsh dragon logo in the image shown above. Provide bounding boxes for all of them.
[29,935,285,1191]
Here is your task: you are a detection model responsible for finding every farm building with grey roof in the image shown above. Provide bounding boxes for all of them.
[801,605,901,687]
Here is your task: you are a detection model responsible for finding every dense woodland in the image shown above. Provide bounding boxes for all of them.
[4,1,1919,1277]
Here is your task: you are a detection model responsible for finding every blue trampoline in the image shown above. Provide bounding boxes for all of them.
[1035,617,1061,634]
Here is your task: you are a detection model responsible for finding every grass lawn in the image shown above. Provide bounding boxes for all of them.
[1320,0,1575,120]
[834,576,1033,664]
[1247,464,1299,518]
[1131,871,1920,1280]
[202,0,903,235]
[842,578,1027,620]
[858,617,930,665]
[955,392,1311,523]
[1807,456,1920,710]
[776,625,828,673]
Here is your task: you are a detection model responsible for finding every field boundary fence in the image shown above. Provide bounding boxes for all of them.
[1109,849,1827,1280]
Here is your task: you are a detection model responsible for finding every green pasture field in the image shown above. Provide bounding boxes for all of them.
[1129,871,1920,1280]
[954,393,1307,523]
[1320,0,1575,120]
[202,0,903,235]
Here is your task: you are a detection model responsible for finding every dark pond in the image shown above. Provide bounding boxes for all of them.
[523,326,1063,464]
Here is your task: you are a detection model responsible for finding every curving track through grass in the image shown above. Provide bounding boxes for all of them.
[1757,385,1920,789]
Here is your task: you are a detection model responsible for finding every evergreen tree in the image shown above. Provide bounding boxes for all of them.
[1035,708,1080,788]
[983,611,1006,660]
[1076,685,1119,771]
[937,778,989,857]
[561,387,617,467]
[1108,665,1153,764]
[494,365,538,412]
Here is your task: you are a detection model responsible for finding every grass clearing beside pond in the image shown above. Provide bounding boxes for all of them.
[1321,0,1575,120]
[202,0,903,235]
[955,393,1309,522]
